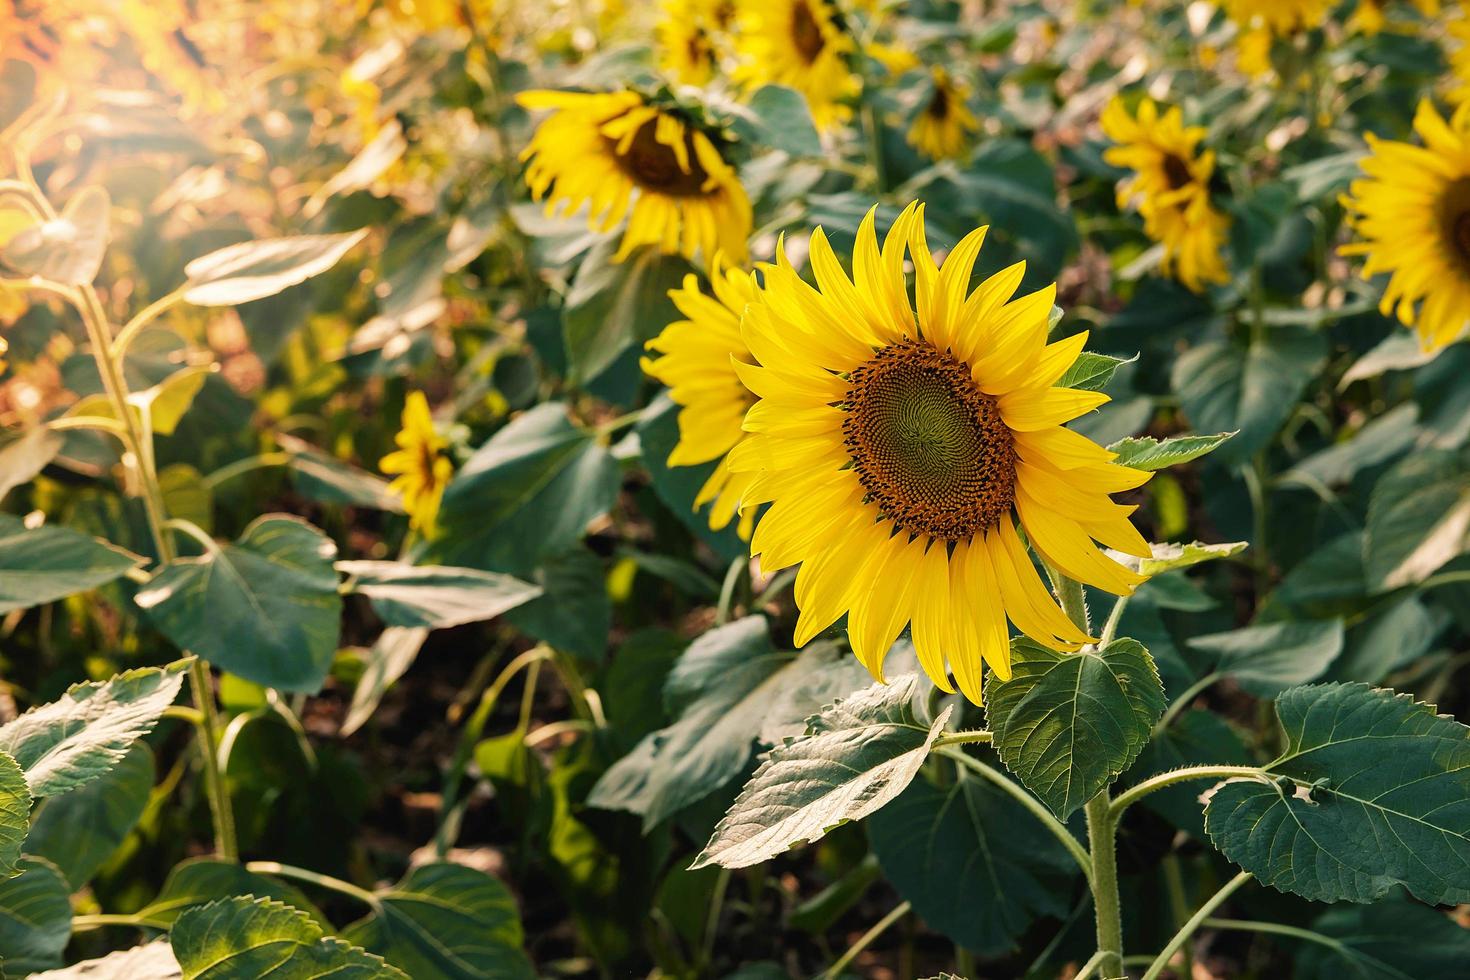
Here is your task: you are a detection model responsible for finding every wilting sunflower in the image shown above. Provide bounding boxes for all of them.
[518,89,751,264]
[642,260,762,538]
[728,204,1151,702]
[656,0,735,86]
[906,69,978,162]
[1101,96,1230,293]
[732,0,859,132]
[1342,100,1470,351]
[381,391,454,534]
[1222,0,1329,36]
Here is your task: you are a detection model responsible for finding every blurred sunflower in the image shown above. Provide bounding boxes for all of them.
[642,259,762,538]
[732,0,859,132]
[1222,0,1329,36]
[381,391,453,534]
[1342,99,1470,351]
[656,0,735,86]
[1101,96,1230,293]
[1347,0,1438,36]
[728,204,1150,703]
[518,89,751,264]
[906,69,977,162]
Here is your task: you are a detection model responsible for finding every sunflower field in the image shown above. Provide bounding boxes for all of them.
[3,0,1470,977]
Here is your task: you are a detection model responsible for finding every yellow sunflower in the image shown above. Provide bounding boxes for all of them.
[518,89,752,264]
[656,0,735,86]
[727,204,1151,703]
[381,391,454,534]
[1341,99,1470,351]
[1101,96,1230,293]
[906,69,978,162]
[732,0,859,132]
[1347,0,1438,36]
[642,259,762,538]
[1222,0,1330,36]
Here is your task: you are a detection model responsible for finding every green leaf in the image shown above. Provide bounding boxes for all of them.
[1293,897,1470,980]
[0,750,29,878]
[0,661,187,797]
[1204,682,1470,904]
[1363,449,1470,591]
[136,515,342,692]
[1330,597,1444,685]
[1171,326,1326,464]
[691,674,950,869]
[1106,432,1235,471]
[138,858,326,926]
[1282,150,1364,201]
[134,364,213,437]
[337,561,542,630]
[728,85,821,157]
[170,896,407,979]
[1058,351,1134,391]
[986,638,1166,819]
[1279,403,1419,489]
[1,185,109,285]
[588,617,870,828]
[0,514,143,614]
[341,627,430,738]
[181,230,368,306]
[1125,540,1248,577]
[867,770,1076,954]
[0,857,72,973]
[32,940,181,979]
[1191,619,1344,697]
[0,426,62,502]
[561,241,690,385]
[435,404,618,575]
[1338,330,1438,388]
[343,863,535,980]
[27,742,151,888]
[277,434,404,512]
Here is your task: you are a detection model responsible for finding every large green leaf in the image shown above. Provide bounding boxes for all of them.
[0,660,186,797]
[33,940,181,979]
[692,675,950,869]
[1204,682,1470,904]
[0,514,143,615]
[866,771,1076,954]
[1106,432,1235,472]
[503,547,611,662]
[343,862,534,980]
[435,403,619,575]
[27,742,152,888]
[1,185,109,285]
[0,856,72,974]
[1363,449,1470,591]
[136,515,342,692]
[170,897,406,979]
[1190,619,1344,696]
[138,858,326,926]
[561,240,690,385]
[181,230,368,306]
[341,627,430,737]
[726,85,821,157]
[1171,327,1326,464]
[0,750,29,878]
[276,434,403,512]
[986,638,1166,818]
[337,560,542,629]
[1280,403,1419,489]
[1293,897,1470,980]
[588,617,872,828]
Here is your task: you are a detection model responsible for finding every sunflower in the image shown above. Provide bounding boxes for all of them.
[906,69,978,162]
[381,391,454,534]
[1341,100,1470,351]
[732,0,859,132]
[517,89,752,264]
[1101,96,1230,293]
[656,0,735,86]
[1347,0,1438,36]
[642,259,762,538]
[727,204,1151,702]
[1222,0,1329,36]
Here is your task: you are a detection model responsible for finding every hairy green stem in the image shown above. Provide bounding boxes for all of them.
[1109,765,1267,822]
[931,729,992,748]
[247,860,383,912]
[1153,671,1224,735]
[1141,872,1253,980]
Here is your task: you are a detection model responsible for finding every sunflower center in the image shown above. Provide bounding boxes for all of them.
[926,84,950,120]
[609,117,711,197]
[841,339,1017,541]
[1162,153,1193,191]
[791,0,826,64]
